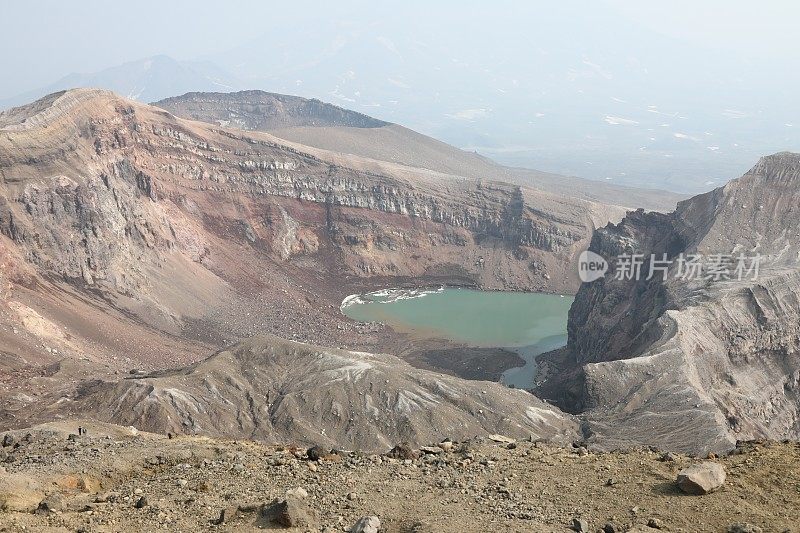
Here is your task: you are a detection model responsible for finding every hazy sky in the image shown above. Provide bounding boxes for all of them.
[2,0,798,98]
[607,0,800,58]
[1,1,797,192]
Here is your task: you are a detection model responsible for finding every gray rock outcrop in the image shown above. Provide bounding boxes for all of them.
[538,152,800,454]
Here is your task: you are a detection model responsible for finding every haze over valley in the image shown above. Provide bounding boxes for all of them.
[2,1,799,193]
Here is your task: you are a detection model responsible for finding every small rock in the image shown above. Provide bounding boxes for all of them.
[727,524,764,533]
[647,518,665,529]
[350,515,381,533]
[420,446,444,455]
[439,439,454,452]
[1,434,14,447]
[346,492,357,501]
[603,522,621,533]
[676,462,726,495]
[176,479,188,488]
[94,492,119,504]
[134,496,148,509]
[571,517,589,532]
[211,506,237,525]
[487,434,515,444]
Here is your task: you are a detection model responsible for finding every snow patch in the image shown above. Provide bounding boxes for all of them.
[673,132,700,142]
[340,287,444,311]
[162,388,204,414]
[722,109,748,119]
[604,115,638,126]
[395,389,439,412]
[525,406,551,424]
[446,108,489,121]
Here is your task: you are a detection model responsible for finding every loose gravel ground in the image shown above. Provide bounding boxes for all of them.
[0,422,798,532]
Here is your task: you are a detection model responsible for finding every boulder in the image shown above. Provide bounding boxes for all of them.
[260,497,317,528]
[35,493,64,515]
[676,462,726,495]
[387,442,418,460]
[306,445,325,461]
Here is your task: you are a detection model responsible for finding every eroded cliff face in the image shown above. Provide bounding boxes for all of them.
[0,88,627,408]
[0,89,607,298]
[538,152,800,454]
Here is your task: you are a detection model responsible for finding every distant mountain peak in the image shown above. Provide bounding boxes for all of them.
[0,55,241,112]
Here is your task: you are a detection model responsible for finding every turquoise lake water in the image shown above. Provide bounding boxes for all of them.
[340,288,573,389]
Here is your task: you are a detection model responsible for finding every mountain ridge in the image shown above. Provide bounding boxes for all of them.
[154,90,686,212]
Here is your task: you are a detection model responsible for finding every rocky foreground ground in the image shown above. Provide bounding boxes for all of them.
[0,422,797,532]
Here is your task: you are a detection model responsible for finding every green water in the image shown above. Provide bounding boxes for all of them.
[341,288,573,389]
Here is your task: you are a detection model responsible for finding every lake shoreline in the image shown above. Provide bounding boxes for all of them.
[341,287,573,389]
[395,337,526,383]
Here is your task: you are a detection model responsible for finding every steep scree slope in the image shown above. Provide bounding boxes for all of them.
[46,336,579,450]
